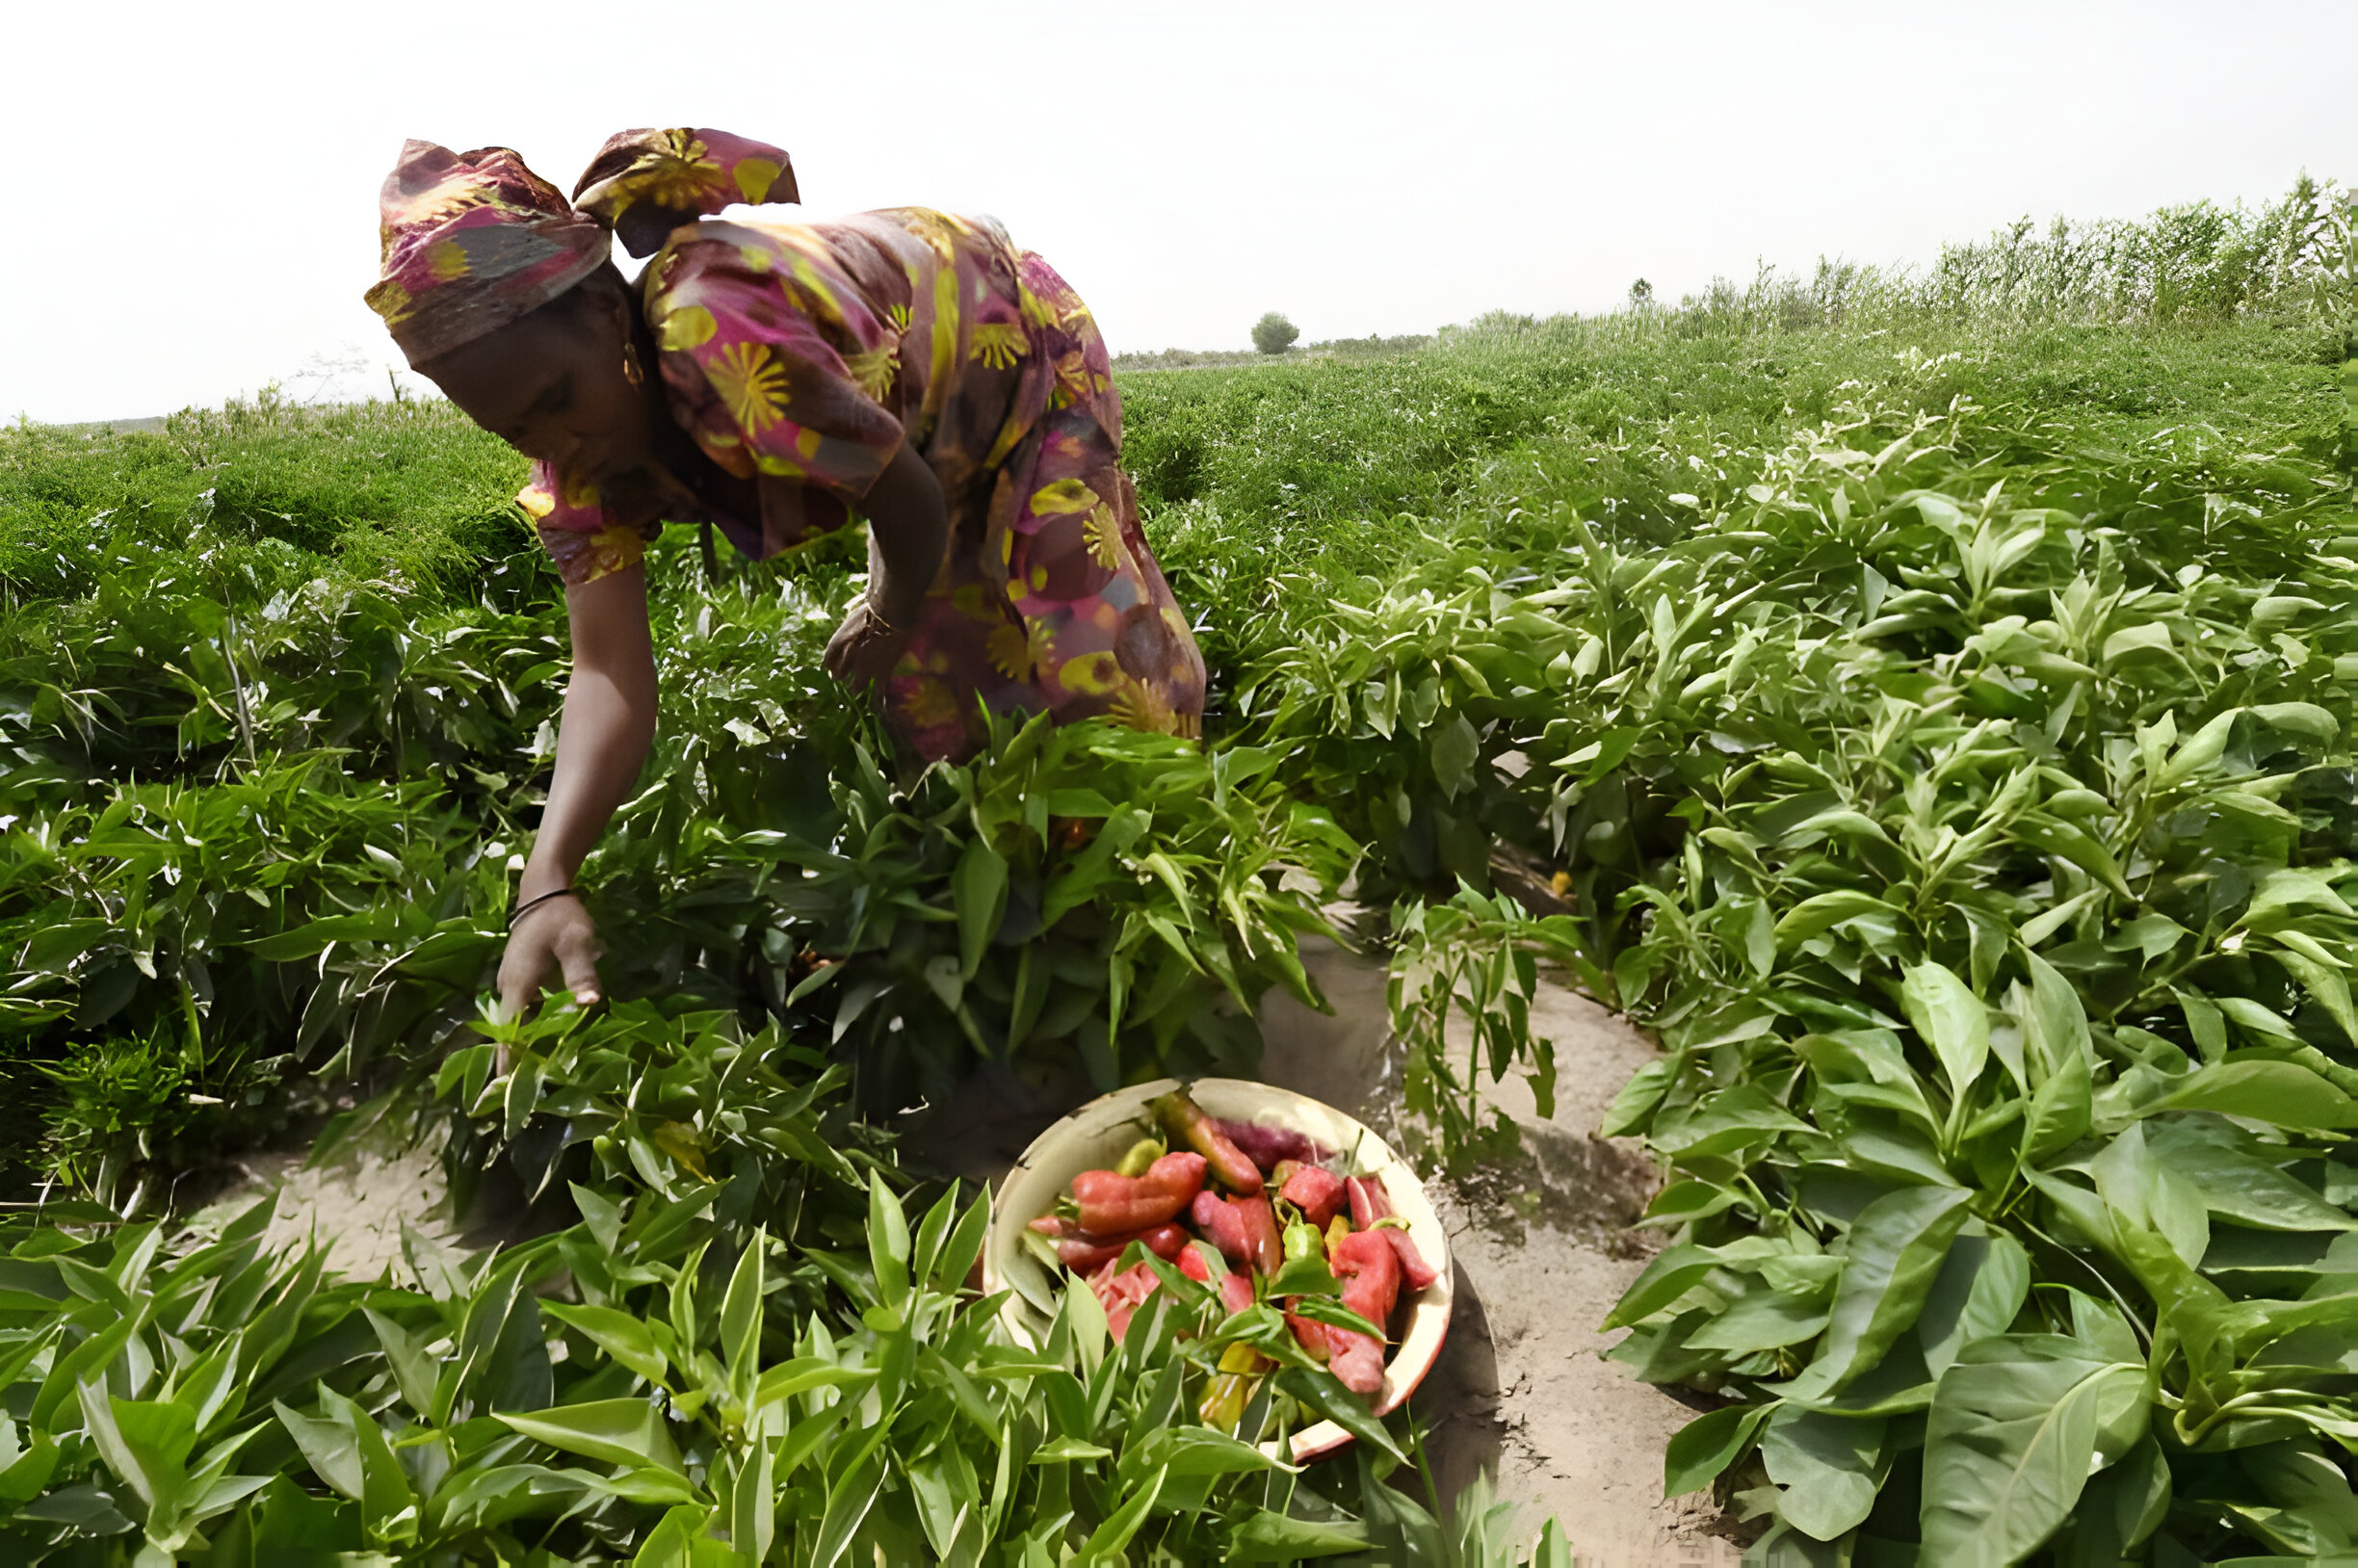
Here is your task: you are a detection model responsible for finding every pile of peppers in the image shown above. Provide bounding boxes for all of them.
[1024,1088,1440,1424]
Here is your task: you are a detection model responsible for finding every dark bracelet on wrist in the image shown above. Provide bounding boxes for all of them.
[509,887,581,930]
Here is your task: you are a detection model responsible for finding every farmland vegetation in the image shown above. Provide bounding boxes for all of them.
[0,177,2351,1561]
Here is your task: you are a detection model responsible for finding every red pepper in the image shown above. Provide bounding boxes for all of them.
[1090,1258,1164,1342]
[1235,1190,1285,1279]
[1289,1308,1383,1393]
[1324,1228,1402,1396]
[1346,1173,1393,1229]
[1070,1151,1207,1236]
[1279,1164,1348,1231]
[1192,1189,1250,1268]
[1055,1221,1190,1275]
[1325,1325,1386,1395]
[1382,1225,1441,1292]
[1178,1241,1257,1316]
[1153,1091,1264,1194]
[1330,1228,1402,1337]
[1216,1118,1329,1171]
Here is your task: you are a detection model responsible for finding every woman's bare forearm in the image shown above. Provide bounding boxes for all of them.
[863,442,948,623]
[520,563,659,901]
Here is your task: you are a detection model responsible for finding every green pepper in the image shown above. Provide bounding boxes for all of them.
[1114,1135,1166,1179]
[1197,1341,1266,1431]
[1283,1221,1323,1265]
[1152,1089,1264,1194]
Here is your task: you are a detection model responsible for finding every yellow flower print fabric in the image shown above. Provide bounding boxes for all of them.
[523,206,1201,761]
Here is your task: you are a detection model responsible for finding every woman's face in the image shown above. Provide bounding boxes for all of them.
[419,283,658,489]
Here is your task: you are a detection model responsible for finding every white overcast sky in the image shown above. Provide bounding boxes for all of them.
[1,0,2347,424]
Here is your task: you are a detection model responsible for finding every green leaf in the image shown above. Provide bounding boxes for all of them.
[930,1192,990,1294]
[1605,1242,1717,1330]
[2146,1120,2358,1233]
[1919,1335,2149,1566]
[1228,1509,1372,1560]
[2251,700,2338,744]
[730,1436,776,1565]
[1430,712,1480,799]
[1029,1435,1114,1463]
[1151,1425,1283,1478]
[495,1398,684,1476]
[2155,707,2238,789]
[868,1176,910,1310]
[720,1230,766,1406]
[319,1386,412,1532]
[954,837,1009,981]
[2150,1061,2356,1129]
[1276,1368,1407,1464]
[2017,953,2092,1082]
[1762,1406,1885,1541]
[83,1387,195,1517]
[274,1398,363,1503]
[1080,1461,1165,1559]
[1784,1186,1971,1400]
[1664,1401,1774,1497]
[2092,1122,2209,1268]
[364,1309,441,1415]
[541,1302,670,1388]
[1599,1058,1677,1137]
[1901,960,1990,1111]
[1916,1227,2031,1378]
[2022,1061,2091,1166]
[1264,1254,1344,1299]
[1775,890,1900,950]
[2060,1434,2171,1562]
[1686,1290,1830,1355]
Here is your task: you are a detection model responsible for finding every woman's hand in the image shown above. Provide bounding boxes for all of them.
[825,598,916,690]
[496,894,605,1017]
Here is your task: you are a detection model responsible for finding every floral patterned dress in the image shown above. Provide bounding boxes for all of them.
[522,207,1206,762]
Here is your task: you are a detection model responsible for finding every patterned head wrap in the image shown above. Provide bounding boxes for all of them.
[365,142,613,365]
[574,128,798,259]
[365,129,795,364]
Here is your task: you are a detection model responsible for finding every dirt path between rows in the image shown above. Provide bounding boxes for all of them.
[1256,947,1742,1567]
[208,944,1739,1565]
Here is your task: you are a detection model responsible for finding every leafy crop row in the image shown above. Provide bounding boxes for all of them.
[1325,384,2358,1559]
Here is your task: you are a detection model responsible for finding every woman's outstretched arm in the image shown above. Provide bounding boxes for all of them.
[826,442,947,687]
[499,561,659,1014]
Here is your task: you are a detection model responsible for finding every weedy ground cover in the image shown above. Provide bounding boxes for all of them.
[0,176,2350,1561]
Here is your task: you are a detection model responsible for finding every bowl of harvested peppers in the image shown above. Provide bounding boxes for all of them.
[983,1077,1451,1463]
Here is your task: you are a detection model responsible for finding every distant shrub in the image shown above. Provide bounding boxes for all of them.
[1251,311,1300,354]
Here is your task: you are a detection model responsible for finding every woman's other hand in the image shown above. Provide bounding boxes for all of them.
[497,893,605,1018]
[825,598,915,690]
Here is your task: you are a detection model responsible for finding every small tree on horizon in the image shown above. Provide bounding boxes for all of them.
[1628,277,1655,309]
[1251,312,1300,354]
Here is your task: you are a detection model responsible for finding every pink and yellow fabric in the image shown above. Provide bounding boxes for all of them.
[367,128,1204,761]
[574,127,797,258]
[364,141,613,365]
[526,206,1204,759]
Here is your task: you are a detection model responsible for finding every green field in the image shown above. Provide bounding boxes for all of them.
[0,180,2354,1562]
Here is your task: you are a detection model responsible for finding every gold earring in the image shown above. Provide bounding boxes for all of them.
[621,342,645,388]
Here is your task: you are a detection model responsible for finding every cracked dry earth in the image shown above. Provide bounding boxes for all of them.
[223,942,1737,1566]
